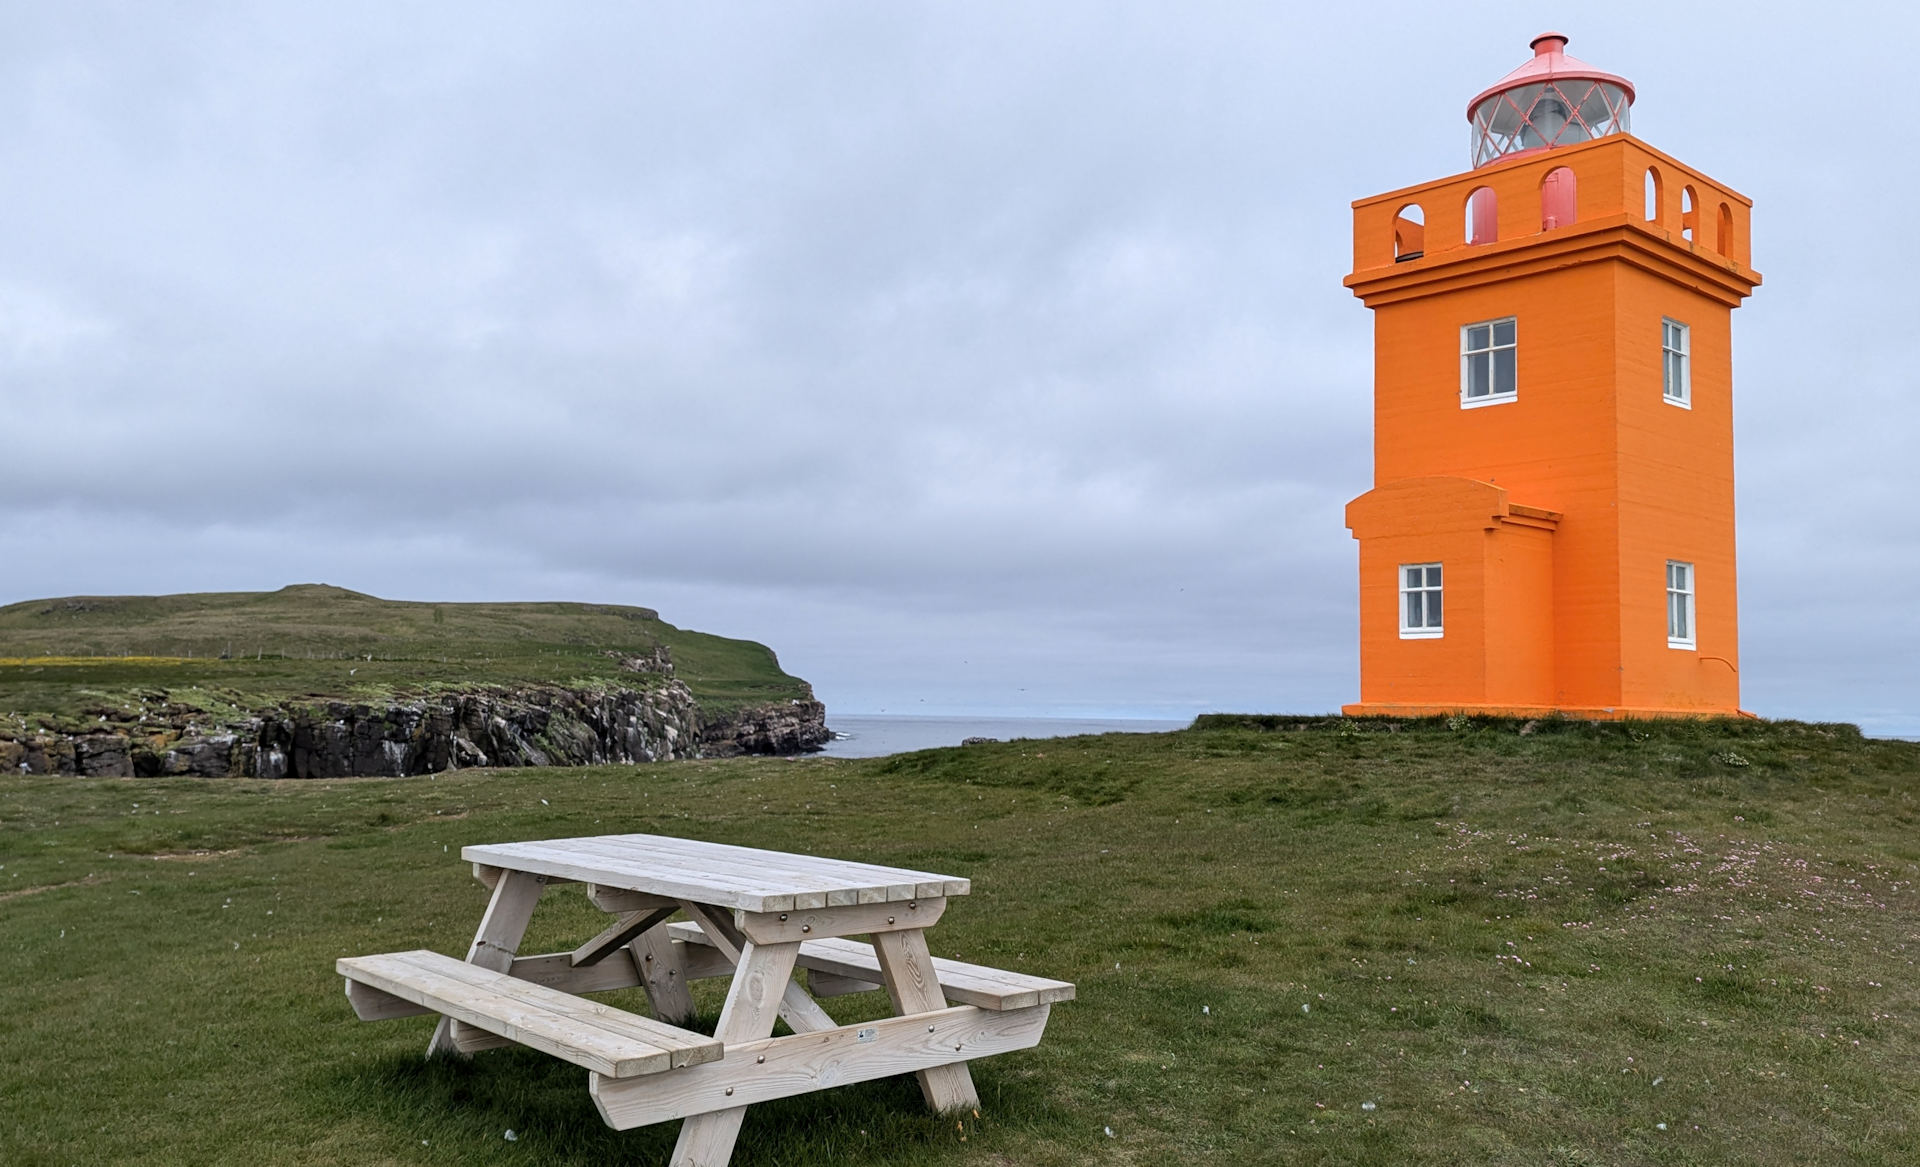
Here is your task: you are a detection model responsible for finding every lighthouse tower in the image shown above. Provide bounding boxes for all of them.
[1343,34,1759,718]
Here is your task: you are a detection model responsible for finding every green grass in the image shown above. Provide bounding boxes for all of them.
[3,716,1918,1164]
[0,584,811,733]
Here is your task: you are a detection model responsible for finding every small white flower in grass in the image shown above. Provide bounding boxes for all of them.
[1361,1101,1377,1111]
[1202,1005,1210,1015]
[504,1130,518,1141]
[1656,1122,1667,1131]
[540,799,548,806]
[1301,1003,1310,1014]
[1104,1126,1115,1138]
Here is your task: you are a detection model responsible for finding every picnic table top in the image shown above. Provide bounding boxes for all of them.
[462,833,970,914]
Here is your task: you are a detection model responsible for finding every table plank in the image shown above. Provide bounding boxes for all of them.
[463,834,968,913]
[538,836,956,905]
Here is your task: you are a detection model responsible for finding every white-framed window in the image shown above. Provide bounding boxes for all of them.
[1461,317,1517,407]
[1662,319,1690,407]
[1400,563,1444,639]
[1666,560,1695,649]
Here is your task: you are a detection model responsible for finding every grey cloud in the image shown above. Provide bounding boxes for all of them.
[3,3,1916,731]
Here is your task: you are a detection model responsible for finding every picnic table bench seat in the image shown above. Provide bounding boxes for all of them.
[338,949,722,1079]
[663,921,1076,1011]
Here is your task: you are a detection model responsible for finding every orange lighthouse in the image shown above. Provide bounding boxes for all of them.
[1343,34,1759,719]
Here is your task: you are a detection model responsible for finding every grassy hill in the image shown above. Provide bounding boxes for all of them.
[3,715,1917,1164]
[0,584,813,734]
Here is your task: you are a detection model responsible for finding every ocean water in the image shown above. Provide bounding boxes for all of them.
[817,714,1189,759]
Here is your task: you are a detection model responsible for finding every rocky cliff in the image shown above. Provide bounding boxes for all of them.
[1,684,829,778]
[699,698,833,757]
[0,585,833,777]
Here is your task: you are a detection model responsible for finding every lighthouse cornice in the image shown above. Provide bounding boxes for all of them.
[1345,217,1760,309]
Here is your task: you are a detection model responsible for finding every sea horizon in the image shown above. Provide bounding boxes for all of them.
[817,712,1191,759]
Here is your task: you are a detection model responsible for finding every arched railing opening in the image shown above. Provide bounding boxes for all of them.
[1466,186,1498,246]
[1681,186,1698,243]
[1644,166,1662,223]
[1716,203,1734,256]
[1541,167,1577,230]
[1394,204,1426,261]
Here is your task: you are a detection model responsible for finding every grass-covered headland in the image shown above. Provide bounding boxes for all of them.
[0,584,812,728]
[3,715,1917,1164]
[0,586,825,774]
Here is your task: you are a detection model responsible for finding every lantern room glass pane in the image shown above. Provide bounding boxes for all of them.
[1470,81,1631,166]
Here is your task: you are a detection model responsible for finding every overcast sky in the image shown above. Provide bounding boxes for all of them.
[4,3,1916,733]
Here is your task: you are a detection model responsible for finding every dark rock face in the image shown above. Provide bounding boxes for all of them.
[22,737,75,775]
[698,699,830,757]
[7,682,710,778]
[76,735,134,777]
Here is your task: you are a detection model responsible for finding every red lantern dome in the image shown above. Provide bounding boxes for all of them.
[1467,33,1635,168]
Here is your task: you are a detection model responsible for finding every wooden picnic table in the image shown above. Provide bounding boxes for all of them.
[338,833,1073,1166]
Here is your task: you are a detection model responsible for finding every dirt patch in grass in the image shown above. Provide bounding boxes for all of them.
[0,874,105,902]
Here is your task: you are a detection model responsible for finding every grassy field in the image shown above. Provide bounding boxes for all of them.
[3,715,1917,1165]
[0,585,812,734]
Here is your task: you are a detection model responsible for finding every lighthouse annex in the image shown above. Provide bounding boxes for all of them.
[1343,34,1760,718]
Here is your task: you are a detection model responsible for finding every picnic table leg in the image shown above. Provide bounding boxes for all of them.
[874,928,981,1113]
[678,901,838,1034]
[670,939,803,1167]
[629,920,696,1026]
[425,868,545,1058]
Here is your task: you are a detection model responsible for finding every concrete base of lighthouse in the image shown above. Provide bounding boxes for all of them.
[1341,702,1758,721]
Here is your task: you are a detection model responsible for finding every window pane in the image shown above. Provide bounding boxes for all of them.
[1406,592,1423,628]
[1468,352,1490,397]
[1492,319,1515,347]
[1663,321,1678,349]
[1493,347,1516,395]
[1467,324,1490,351]
[1404,565,1420,588]
[1426,565,1442,587]
[1677,563,1691,590]
[1427,591,1443,628]
[1664,353,1681,396]
[1669,594,1681,638]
